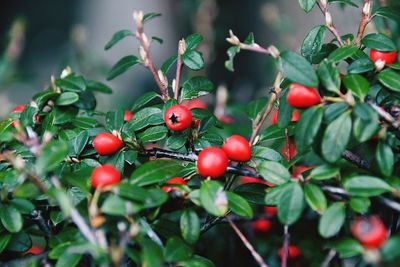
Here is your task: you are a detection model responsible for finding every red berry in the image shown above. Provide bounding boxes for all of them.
[124,110,133,122]
[91,164,121,188]
[252,219,271,234]
[182,99,207,110]
[287,83,321,109]
[351,216,387,248]
[270,108,300,125]
[197,147,229,178]
[281,139,296,161]
[164,105,193,131]
[218,115,234,124]
[370,49,397,65]
[162,177,187,193]
[93,132,123,155]
[278,245,301,259]
[12,104,26,113]
[263,206,277,216]
[24,245,43,255]
[222,135,251,162]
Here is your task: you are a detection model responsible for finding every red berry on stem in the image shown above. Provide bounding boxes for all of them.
[370,49,397,65]
[278,245,301,259]
[93,132,123,155]
[164,105,193,131]
[263,206,277,216]
[287,83,321,109]
[91,164,121,188]
[222,135,251,162]
[252,219,271,234]
[197,147,229,178]
[162,177,187,193]
[124,110,133,122]
[270,108,300,125]
[351,216,387,248]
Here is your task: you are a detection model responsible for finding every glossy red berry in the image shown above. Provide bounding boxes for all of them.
[281,138,296,161]
[287,83,321,109]
[252,219,271,234]
[218,115,234,124]
[351,216,387,248]
[93,132,123,155]
[263,206,277,216]
[222,135,251,162]
[91,164,121,188]
[370,49,397,65]
[197,147,229,178]
[12,104,26,113]
[164,105,193,131]
[24,245,43,255]
[124,110,133,122]
[162,177,187,193]
[278,245,301,259]
[182,98,207,110]
[270,108,300,125]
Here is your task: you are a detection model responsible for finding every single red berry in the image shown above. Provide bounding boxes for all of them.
[278,245,301,259]
[252,219,271,234]
[370,49,397,65]
[93,132,123,155]
[162,177,187,193]
[222,135,251,162]
[263,206,277,216]
[287,83,321,109]
[24,245,43,255]
[270,108,300,125]
[164,105,193,131]
[124,110,133,122]
[197,147,229,178]
[218,115,234,124]
[91,164,121,188]
[182,98,207,110]
[351,216,387,248]
[281,139,296,161]
[12,104,26,113]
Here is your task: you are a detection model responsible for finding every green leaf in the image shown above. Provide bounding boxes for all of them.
[343,74,369,99]
[344,175,393,197]
[0,234,11,253]
[317,60,340,92]
[55,252,82,267]
[141,239,164,267]
[348,58,375,74]
[257,161,291,185]
[131,91,160,112]
[374,7,400,22]
[304,183,327,214]
[259,124,296,142]
[6,232,31,252]
[226,192,253,218]
[318,202,345,238]
[167,135,186,150]
[127,107,163,131]
[321,112,352,163]
[180,77,214,100]
[234,183,269,205]
[131,160,183,186]
[161,55,178,74]
[245,97,268,121]
[328,0,358,7]
[86,80,112,94]
[295,106,324,152]
[200,180,228,217]
[107,55,140,80]
[378,69,400,92]
[225,46,240,71]
[185,33,204,50]
[301,25,326,62]
[252,146,283,162]
[36,140,69,175]
[349,197,370,214]
[334,238,364,258]
[376,142,394,177]
[55,74,86,92]
[328,45,359,62]
[138,125,168,143]
[280,51,318,87]
[361,33,396,52]
[165,237,192,262]
[381,236,400,261]
[56,92,79,106]
[10,198,34,214]
[182,50,204,70]
[310,164,339,180]
[298,0,317,12]
[143,12,162,23]
[101,195,142,216]
[278,183,304,225]
[180,210,200,245]
[353,103,379,142]
[0,204,22,233]
[104,29,134,50]
[106,109,124,131]
[180,255,216,267]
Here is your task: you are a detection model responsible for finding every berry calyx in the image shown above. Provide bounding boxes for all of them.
[197,147,229,178]
[351,216,387,248]
[124,110,133,122]
[93,132,123,155]
[287,83,321,109]
[252,219,271,234]
[164,105,193,131]
[222,135,251,162]
[278,245,301,259]
[370,49,397,66]
[91,164,121,189]
[281,138,296,161]
[162,177,187,193]
[270,108,300,125]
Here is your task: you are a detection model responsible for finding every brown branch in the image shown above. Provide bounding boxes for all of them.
[227,217,269,267]
[174,39,184,100]
[281,225,289,267]
[355,0,372,46]
[316,1,345,46]
[368,101,400,129]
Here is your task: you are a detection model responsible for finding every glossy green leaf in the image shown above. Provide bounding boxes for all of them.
[295,106,324,152]
[131,91,160,112]
[344,175,393,197]
[277,182,304,225]
[317,60,340,92]
[56,92,79,106]
[252,146,283,162]
[234,183,269,205]
[328,45,359,62]
[86,80,112,94]
[257,161,290,185]
[185,33,204,50]
[36,140,69,175]
[298,0,317,12]
[107,55,140,80]
[301,25,326,61]
[55,74,86,92]
[131,160,183,186]
[104,29,134,50]
[127,107,163,131]
[225,45,240,71]
[304,183,327,213]
[280,51,318,87]
[181,77,214,100]
[318,202,345,238]
[226,192,253,218]
[182,50,204,70]
[378,69,400,92]
[165,237,193,262]
[138,125,168,143]
[348,58,375,74]
[343,74,369,99]
[143,12,161,23]
[310,164,339,180]
[200,180,228,217]
[180,210,200,245]
[334,238,364,258]
[0,204,22,233]
[361,33,396,52]
[376,142,394,177]
[349,197,370,214]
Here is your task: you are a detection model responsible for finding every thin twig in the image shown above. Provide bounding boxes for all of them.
[227,217,269,267]
[355,1,372,46]
[281,225,289,267]
[342,150,371,170]
[29,209,52,237]
[316,0,344,46]
[321,249,337,267]
[174,39,184,100]
[368,100,400,129]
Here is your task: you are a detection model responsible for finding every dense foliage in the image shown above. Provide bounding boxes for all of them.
[1,0,400,266]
